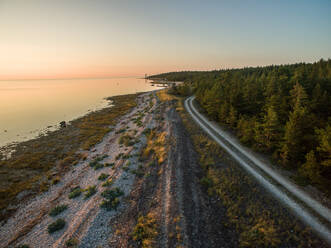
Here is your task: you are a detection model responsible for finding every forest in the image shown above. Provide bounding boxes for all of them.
[150,59,331,193]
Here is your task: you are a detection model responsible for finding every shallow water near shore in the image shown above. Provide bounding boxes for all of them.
[0,77,161,146]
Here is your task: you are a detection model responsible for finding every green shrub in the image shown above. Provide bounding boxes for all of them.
[100,187,124,211]
[102,179,113,187]
[48,218,66,233]
[89,155,108,169]
[119,135,135,147]
[101,187,124,199]
[84,185,97,199]
[105,162,115,167]
[65,238,79,247]
[100,197,120,211]
[94,163,104,170]
[98,173,109,181]
[68,187,81,199]
[200,176,213,188]
[49,204,68,217]
[131,169,144,177]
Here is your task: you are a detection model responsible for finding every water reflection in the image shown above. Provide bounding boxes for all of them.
[0,77,162,146]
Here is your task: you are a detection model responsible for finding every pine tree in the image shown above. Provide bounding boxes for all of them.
[316,125,331,168]
[280,104,307,167]
[262,106,281,151]
[299,151,321,184]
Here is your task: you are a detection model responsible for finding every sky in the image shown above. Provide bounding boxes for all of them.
[0,0,330,79]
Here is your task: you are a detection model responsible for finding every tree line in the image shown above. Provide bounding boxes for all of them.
[150,59,331,192]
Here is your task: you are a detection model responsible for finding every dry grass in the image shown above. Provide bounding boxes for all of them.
[141,130,167,165]
[156,89,177,102]
[131,212,158,248]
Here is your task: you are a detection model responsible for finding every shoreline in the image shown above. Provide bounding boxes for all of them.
[0,91,154,222]
[0,91,155,159]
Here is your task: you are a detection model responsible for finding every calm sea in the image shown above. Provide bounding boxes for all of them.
[0,77,161,146]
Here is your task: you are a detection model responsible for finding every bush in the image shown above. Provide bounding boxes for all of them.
[94,163,104,170]
[100,188,124,211]
[68,187,81,199]
[48,218,66,233]
[84,185,97,199]
[49,204,68,217]
[65,238,79,247]
[105,162,115,167]
[89,155,108,169]
[199,176,213,188]
[119,135,135,147]
[51,176,61,185]
[98,173,109,181]
[102,179,113,187]
[131,213,158,248]
[16,245,29,248]
[100,197,120,211]
[101,187,124,199]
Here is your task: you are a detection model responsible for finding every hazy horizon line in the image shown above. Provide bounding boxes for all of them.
[1,58,330,81]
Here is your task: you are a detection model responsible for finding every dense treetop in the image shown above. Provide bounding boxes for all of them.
[150,59,331,192]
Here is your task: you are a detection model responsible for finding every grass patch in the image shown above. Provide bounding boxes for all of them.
[65,238,79,247]
[100,187,124,211]
[102,179,113,187]
[98,173,109,181]
[140,129,167,165]
[131,212,158,248]
[105,162,115,167]
[49,204,68,217]
[118,134,135,147]
[48,218,66,233]
[51,176,61,185]
[84,185,97,199]
[68,186,81,199]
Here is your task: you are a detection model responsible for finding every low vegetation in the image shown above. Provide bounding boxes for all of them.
[98,173,109,181]
[100,187,124,211]
[131,212,158,248]
[118,134,135,147]
[65,238,79,247]
[68,186,81,199]
[102,179,113,187]
[47,218,66,233]
[140,128,167,165]
[84,185,97,199]
[49,204,68,217]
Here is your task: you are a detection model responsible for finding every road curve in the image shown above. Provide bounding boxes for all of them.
[184,96,331,244]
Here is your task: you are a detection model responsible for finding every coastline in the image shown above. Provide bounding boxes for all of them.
[0,92,147,222]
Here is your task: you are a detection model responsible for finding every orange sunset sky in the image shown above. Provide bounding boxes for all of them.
[0,0,330,80]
